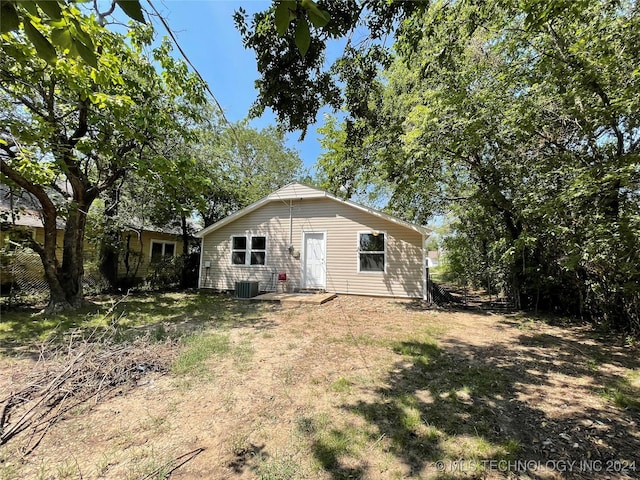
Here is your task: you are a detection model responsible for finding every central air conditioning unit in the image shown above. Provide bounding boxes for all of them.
[235,281,259,298]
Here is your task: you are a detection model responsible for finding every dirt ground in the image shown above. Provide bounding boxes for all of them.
[1,295,639,480]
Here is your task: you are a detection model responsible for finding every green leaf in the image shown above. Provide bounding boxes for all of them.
[69,17,93,46]
[307,8,330,28]
[20,1,38,16]
[295,16,310,56]
[301,0,330,28]
[0,2,20,32]
[35,0,62,20]
[51,28,72,50]
[116,0,145,23]
[1,42,26,62]
[23,20,57,64]
[275,0,295,36]
[73,38,98,68]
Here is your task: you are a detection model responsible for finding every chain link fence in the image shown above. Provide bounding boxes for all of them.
[1,246,199,308]
[0,246,107,307]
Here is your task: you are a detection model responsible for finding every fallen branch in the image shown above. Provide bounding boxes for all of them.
[135,447,205,480]
[0,330,176,454]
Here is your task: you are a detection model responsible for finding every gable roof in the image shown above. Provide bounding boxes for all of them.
[195,182,430,238]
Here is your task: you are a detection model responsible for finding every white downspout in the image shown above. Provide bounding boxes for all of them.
[197,236,205,288]
[422,234,427,301]
[289,200,293,250]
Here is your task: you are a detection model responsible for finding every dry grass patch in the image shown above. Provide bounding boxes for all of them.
[1,294,639,479]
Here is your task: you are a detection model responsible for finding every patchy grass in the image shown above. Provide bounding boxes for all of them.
[123,446,175,480]
[294,413,368,477]
[254,452,302,480]
[330,332,390,348]
[340,331,519,469]
[172,332,231,376]
[1,294,639,479]
[601,369,640,411]
[232,338,255,370]
[0,292,267,348]
[329,376,352,394]
[0,304,106,343]
[312,426,365,470]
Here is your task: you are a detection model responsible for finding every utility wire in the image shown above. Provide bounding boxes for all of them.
[145,0,265,190]
[146,0,235,131]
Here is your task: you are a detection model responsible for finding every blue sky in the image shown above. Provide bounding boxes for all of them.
[149,0,336,173]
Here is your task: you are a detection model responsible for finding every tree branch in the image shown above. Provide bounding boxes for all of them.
[546,24,625,157]
[0,70,47,118]
[96,168,126,194]
[50,180,68,198]
[0,160,57,215]
[0,141,17,159]
[94,0,117,26]
[69,99,89,149]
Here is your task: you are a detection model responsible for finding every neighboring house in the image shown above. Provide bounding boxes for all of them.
[114,224,186,282]
[427,249,447,269]
[0,184,185,287]
[0,184,68,253]
[196,183,431,299]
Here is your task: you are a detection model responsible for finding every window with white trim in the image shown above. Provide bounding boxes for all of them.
[250,236,266,265]
[231,235,266,265]
[231,236,247,265]
[358,232,385,272]
[150,240,176,263]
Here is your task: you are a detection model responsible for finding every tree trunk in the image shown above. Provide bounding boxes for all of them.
[601,178,626,330]
[123,233,132,279]
[99,185,120,290]
[40,199,93,313]
[59,203,89,307]
[181,215,189,257]
[41,252,69,313]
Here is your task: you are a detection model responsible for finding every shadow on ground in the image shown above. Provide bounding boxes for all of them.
[314,323,640,479]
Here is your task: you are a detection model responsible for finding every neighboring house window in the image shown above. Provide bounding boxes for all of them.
[150,240,176,263]
[231,235,266,266]
[358,232,385,272]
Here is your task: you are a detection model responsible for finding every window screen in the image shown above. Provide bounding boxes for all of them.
[358,233,385,272]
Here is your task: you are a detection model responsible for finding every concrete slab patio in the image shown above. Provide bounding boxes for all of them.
[250,292,337,305]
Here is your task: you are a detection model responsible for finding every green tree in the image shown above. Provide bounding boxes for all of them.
[97,117,216,290]
[117,108,220,289]
[313,0,639,331]
[94,116,302,289]
[234,0,428,135]
[199,120,304,227]
[0,0,145,66]
[1,12,206,311]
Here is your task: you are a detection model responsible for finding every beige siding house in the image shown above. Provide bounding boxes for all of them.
[196,183,430,299]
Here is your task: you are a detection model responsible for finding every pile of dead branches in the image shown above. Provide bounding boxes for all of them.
[0,330,176,455]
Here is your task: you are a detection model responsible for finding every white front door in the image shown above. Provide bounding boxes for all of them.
[303,232,326,288]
